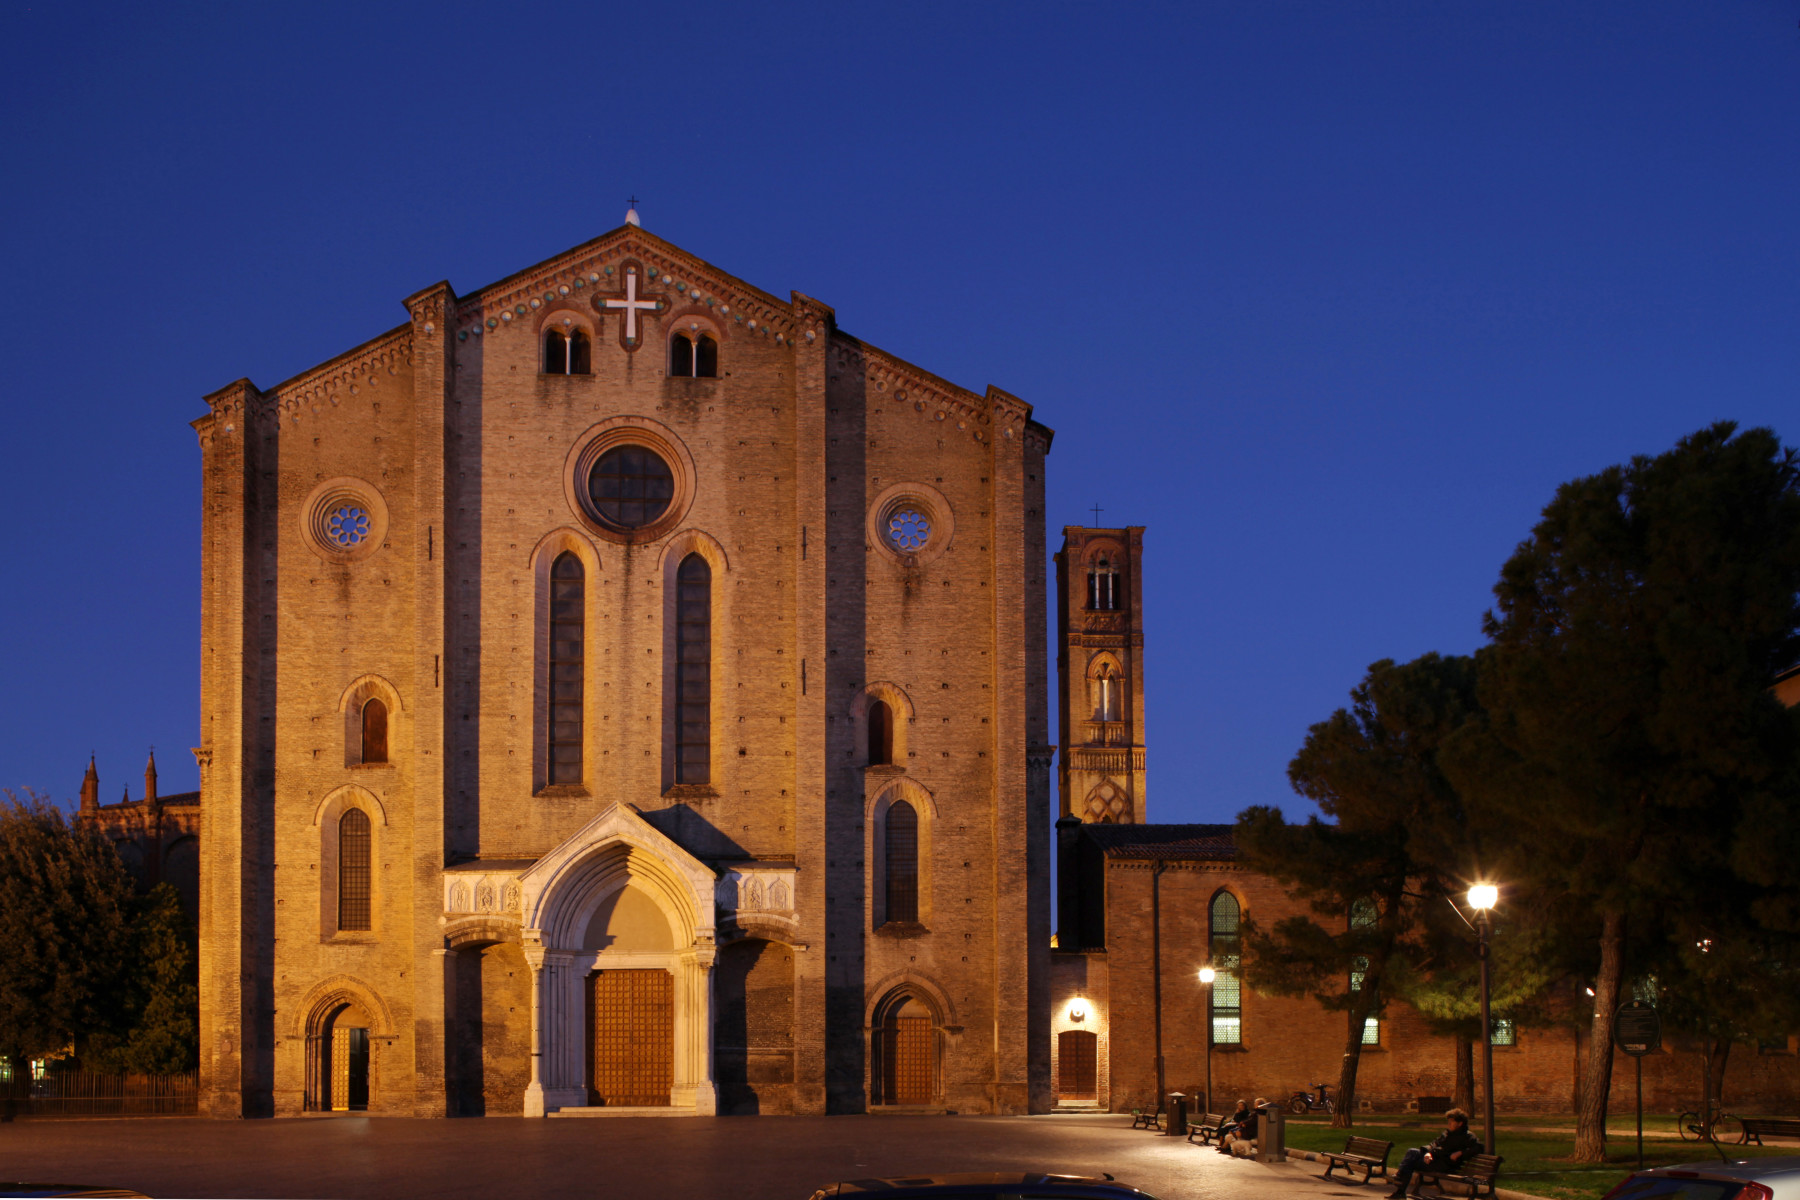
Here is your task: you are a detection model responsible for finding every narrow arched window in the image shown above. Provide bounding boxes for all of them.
[361,698,388,764]
[548,552,584,785]
[868,700,894,766]
[670,334,694,377]
[1209,891,1242,1044]
[885,800,919,924]
[569,329,591,374]
[696,335,718,378]
[545,329,569,375]
[674,553,711,784]
[338,808,371,932]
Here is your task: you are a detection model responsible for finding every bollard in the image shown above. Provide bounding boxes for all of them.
[1255,1101,1285,1163]
[1167,1092,1187,1137]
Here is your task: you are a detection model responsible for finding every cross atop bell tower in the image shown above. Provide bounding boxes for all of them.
[1053,523,1148,825]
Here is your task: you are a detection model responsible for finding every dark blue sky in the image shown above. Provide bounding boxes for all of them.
[2,3,1795,821]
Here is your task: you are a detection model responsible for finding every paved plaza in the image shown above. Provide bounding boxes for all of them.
[0,1112,1391,1200]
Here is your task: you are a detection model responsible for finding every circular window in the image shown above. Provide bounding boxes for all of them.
[325,505,372,548]
[587,444,675,530]
[563,417,697,545]
[302,478,389,563]
[886,507,932,552]
[867,482,955,566]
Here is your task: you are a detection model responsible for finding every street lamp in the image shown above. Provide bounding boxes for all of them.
[1468,883,1499,1160]
[1198,966,1217,1115]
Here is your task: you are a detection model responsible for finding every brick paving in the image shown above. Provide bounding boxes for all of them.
[0,1112,1394,1200]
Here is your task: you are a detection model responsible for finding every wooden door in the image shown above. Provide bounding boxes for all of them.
[590,969,673,1107]
[889,1016,933,1105]
[1057,1029,1097,1098]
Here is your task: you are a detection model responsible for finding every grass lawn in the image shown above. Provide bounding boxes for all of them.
[1282,1117,1796,1200]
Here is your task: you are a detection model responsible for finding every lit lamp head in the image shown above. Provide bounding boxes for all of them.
[1467,883,1499,912]
[1068,999,1087,1022]
[1198,966,1217,985]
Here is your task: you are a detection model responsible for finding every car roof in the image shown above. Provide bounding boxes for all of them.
[1634,1157,1800,1182]
[816,1173,1152,1197]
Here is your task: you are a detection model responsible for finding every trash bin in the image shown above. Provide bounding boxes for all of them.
[1166,1092,1187,1136]
[1255,1101,1285,1163]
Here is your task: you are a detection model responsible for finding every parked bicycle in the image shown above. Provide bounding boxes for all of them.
[1288,1083,1335,1115]
[1679,1101,1739,1142]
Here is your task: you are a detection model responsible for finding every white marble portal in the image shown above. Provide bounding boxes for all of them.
[515,803,718,1117]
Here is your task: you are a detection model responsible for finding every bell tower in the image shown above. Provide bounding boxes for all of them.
[1053,525,1147,824]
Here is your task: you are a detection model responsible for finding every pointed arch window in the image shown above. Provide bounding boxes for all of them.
[1087,557,1120,611]
[674,553,712,784]
[545,328,591,375]
[885,800,919,924]
[1092,662,1120,723]
[338,808,371,932]
[360,698,388,764]
[1209,891,1242,1044]
[548,552,584,785]
[868,700,894,766]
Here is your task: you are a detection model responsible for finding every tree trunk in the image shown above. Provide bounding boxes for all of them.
[1703,1038,1732,1140]
[1574,910,1627,1163]
[1453,1034,1475,1113]
[1335,991,1380,1129]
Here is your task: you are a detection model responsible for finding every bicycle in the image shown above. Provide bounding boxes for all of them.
[1289,1082,1335,1115]
[1678,1101,1739,1142]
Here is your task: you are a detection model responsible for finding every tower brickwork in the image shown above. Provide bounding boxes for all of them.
[1053,526,1147,826]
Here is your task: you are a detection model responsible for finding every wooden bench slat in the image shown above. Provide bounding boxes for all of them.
[1322,1135,1395,1182]
[1417,1153,1503,1199]
[1738,1118,1800,1145]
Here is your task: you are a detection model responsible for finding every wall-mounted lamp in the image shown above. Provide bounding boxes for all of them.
[1198,966,1216,984]
[1069,1000,1087,1022]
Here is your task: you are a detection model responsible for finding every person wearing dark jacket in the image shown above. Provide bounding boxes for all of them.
[1388,1109,1482,1196]
[1218,1098,1265,1154]
[1214,1100,1251,1148]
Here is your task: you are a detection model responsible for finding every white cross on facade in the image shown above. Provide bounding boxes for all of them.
[605,270,658,342]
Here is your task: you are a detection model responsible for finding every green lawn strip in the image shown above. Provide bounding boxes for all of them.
[1281,1122,1795,1200]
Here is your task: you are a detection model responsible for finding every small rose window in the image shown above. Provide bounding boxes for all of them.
[327,505,371,548]
[886,508,932,552]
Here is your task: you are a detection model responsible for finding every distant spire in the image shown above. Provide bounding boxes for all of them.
[144,749,158,807]
[625,195,641,227]
[79,755,99,815]
[122,785,130,805]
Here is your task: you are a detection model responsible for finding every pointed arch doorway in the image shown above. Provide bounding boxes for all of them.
[517,803,719,1116]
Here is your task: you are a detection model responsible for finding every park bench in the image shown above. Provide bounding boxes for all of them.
[1738,1118,1800,1146]
[1185,1112,1227,1144]
[1130,1107,1163,1130]
[1416,1153,1503,1199]
[1321,1135,1395,1183]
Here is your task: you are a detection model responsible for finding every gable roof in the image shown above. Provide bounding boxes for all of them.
[1081,822,1237,861]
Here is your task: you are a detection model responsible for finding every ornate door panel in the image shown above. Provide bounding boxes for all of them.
[590,969,673,1106]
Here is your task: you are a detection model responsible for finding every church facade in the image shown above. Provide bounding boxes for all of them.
[192,219,1054,1117]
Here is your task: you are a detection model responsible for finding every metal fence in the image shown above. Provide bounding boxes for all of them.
[8,1069,198,1116]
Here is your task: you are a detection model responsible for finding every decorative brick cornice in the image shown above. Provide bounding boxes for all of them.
[261,325,414,434]
[828,336,1012,449]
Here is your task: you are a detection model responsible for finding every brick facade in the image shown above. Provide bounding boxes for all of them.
[75,753,200,920]
[192,221,1053,1117]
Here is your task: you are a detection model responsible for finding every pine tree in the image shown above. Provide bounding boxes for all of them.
[1444,422,1800,1162]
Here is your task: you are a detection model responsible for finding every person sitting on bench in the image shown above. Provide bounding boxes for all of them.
[1388,1109,1482,1197]
[1219,1098,1264,1154]
[1214,1099,1250,1143]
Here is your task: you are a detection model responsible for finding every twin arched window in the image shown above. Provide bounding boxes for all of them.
[1209,891,1242,1044]
[1092,662,1120,723]
[673,553,712,785]
[884,800,919,924]
[338,808,372,932]
[868,700,894,766]
[670,334,718,378]
[1087,558,1120,611]
[545,328,592,375]
[548,552,585,786]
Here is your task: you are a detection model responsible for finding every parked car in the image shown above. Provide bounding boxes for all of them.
[0,1187,149,1198]
[1602,1156,1800,1199]
[805,1173,1158,1199]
